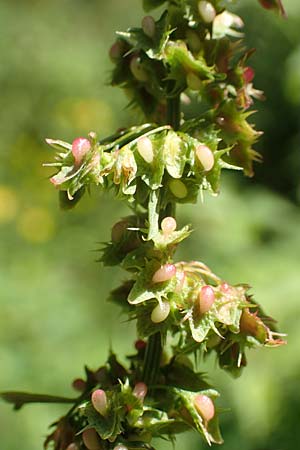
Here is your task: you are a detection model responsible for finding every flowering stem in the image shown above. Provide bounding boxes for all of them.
[167,95,181,131]
[142,96,181,389]
[142,332,162,387]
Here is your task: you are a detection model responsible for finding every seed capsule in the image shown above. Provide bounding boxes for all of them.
[72,138,91,166]
[82,429,103,450]
[195,144,214,171]
[198,1,216,23]
[135,339,147,351]
[130,56,148,82]
[161,216,177,235]
[133,382,148,401]
[169,179,188,199]
[198,285,215,314]
[72,378,86,392]
[137,137,154,163]
[186,73,202,91]
[194,394,215,422]
[142,16,156,38]
[151,301,171,323]
[91,389,107,416]
[243,66,255,84]
[152,264,176,283]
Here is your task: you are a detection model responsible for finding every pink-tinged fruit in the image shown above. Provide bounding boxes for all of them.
[161,216,177,235]
[133,382,148,401]
[151,301,171,323]
[152,264,176,283]
[243,66,255,84]
[82,429,103,450]
[194,394,215,422]
[199,285,215,314]
[72,138,91,166]
[91,389,107,416]
[195,144,214,171]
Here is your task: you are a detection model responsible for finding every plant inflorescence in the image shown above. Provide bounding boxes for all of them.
[1,1,287,449]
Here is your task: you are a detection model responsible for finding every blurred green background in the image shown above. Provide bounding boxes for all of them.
[0,0,299,449]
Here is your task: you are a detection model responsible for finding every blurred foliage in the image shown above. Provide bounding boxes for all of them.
[0,0,299,450]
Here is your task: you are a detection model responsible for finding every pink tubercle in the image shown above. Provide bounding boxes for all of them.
[72,137,91,166]
[194,394,215,422]
[91,389,107,416]
[198,285,215,314]
[243,66,255,84]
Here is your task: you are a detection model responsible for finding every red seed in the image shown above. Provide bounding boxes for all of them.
[72,138,91,166]
[135,339,147,351]
[194,394,215,422]
[133,382,148,401]
[91,389,107,416]
[243,66,255,84]
[152,264,176,283]
[199,285,215,314]
[72,378,86,392]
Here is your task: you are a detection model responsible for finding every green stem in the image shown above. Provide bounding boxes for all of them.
[142,332,162,387]
[167,96,181,131]
[142,96,181,389]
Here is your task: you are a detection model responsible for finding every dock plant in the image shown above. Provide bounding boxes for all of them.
[1,1,287,449]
